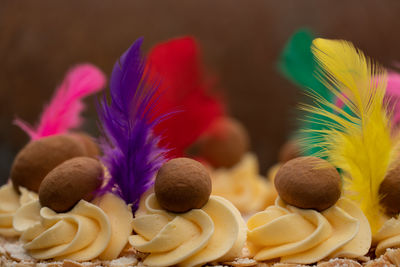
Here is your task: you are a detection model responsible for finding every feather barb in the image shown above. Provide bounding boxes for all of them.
[303,38,398,233]
[14,64,106,139]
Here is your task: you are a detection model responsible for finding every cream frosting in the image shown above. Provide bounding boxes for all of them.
[129,193,246,267]
[0,183,37,237]
[13,193,132,261]
[211,153,277,214]
[93,193,134,260]
[247,197,371,264]
[373,215,400,256]
[266,163,280,184]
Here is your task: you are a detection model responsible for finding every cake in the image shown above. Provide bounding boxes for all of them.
[3,33,400,267]
[144,36,277,216]
[0,37,250,267]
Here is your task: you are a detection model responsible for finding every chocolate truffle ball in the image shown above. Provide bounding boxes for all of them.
[379,164,400,215]
[10,135,86,193]
[188,117,249,168]
[155,158,211,213]
[39,157,103,212]
[278,140,301,163]
[69,132,100,158]
[274,156,341,211]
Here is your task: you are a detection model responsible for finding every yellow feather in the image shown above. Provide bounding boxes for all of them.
[306,38,398,234]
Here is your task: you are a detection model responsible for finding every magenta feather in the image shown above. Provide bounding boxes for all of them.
[97,38,169,212]
[386,72,400,126]
[334,72,400,127]
[14,64,106,139]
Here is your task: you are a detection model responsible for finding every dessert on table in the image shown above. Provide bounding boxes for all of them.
[0,64,105,240]
[0,37,249,267]
[4,32,400,267]
[247,156,371,265]
[130,157,246,267]
[200,117,278,215]
[257,32,400,266]
[146,36,277,215]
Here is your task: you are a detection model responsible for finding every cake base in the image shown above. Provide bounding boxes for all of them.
[1,236,399,267]
[0,236,139,267]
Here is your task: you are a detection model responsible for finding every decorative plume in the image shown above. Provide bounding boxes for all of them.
[278,29,340,157]
[98,38,168,212]
[146,36,225,157]
[279,29,330,99]
[386,72,400,126]
[300,38,399,233]
[14,64,106,140]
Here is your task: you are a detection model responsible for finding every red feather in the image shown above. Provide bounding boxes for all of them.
[147,36,225,157]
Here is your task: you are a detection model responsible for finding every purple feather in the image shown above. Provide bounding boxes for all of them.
[97,38,169,212]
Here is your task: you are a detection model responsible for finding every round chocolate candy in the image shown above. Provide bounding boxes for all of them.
[39,157,103,212]
[278,140,301,163]
[10,135,86,193]
[274,156,341,211]
[379,164,400,215]
[69,132,100,158]
[188,117,249,168]
[155,158,212,213]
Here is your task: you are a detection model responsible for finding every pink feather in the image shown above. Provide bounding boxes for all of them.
[386,72,400,126]
[14,64,106,140]
[333,72,400,127]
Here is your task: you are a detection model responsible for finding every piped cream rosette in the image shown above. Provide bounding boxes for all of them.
[12,193,132,261]
[373,216,400,256]
[247,197,371,264]
[211,153,277,214]
[0,182,37,237]
[129,193,246,267]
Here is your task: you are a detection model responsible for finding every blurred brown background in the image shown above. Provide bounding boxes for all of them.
[1,1,400,184]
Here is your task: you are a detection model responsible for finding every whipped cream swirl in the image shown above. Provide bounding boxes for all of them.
[0,183,37,237]
[130,193,246,267]
[13,193,132,261]
[247,197,371,264]
[211,153,277,214]
[373,215,400,256]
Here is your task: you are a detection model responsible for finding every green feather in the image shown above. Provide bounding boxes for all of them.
[278,29,330,99]
[278,29,338,158]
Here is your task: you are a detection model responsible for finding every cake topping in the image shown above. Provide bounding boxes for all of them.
[14,197,109,261]
[14,64,105,140]
[247,197,371,264]
[13,193,132,261]
[10,135,87,193]
[274,156,341,211]
[211,153,277,214]
[294,38,396,233]
[130,193,246,267]
[0,183,37,237]
[93,193,133,260]
[379,163,400,215]
[97,38,168,212]
[155,157,211,213]
[147,37,225,159]
[189,117,249,168]
[278,140,301,163]
[373,216,400,257]
[39,157,103,212]
[69,132,100,158]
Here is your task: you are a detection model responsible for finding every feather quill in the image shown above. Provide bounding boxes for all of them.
[14,64,106,139]
[301,38,399,233]
[98,38,168,212]
[146,37,225,157]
